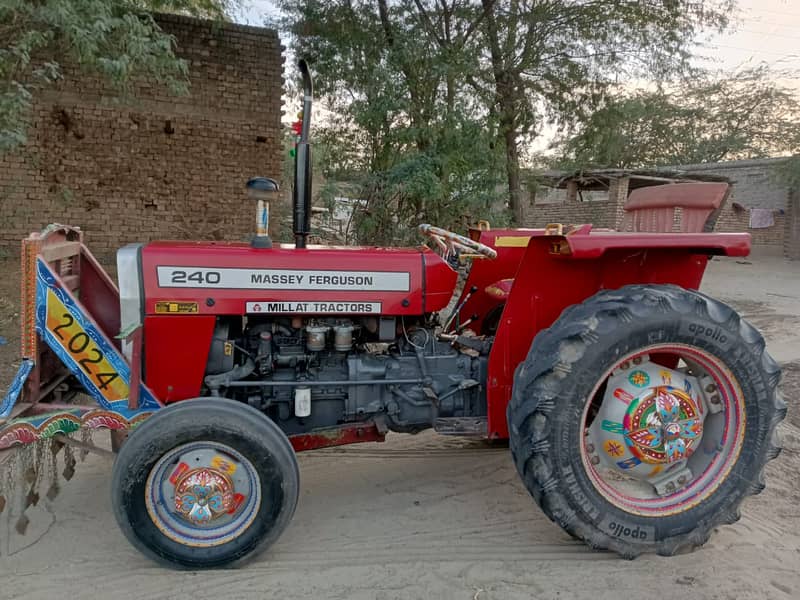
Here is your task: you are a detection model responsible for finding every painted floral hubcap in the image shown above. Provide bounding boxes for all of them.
[583,347,745,514]
[174,468,235,524]
[145,441,262,547]
[624,387,703,464]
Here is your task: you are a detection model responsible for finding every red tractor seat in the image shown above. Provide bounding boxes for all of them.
[618,182,731,233]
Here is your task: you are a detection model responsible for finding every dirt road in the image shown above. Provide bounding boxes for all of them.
[0,255,798,600]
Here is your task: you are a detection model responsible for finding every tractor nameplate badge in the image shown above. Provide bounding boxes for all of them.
[157,267,411,291]
[246,301,382,314]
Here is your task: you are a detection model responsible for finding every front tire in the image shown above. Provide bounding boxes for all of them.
[111,398,299,569]
[508,284,785,557]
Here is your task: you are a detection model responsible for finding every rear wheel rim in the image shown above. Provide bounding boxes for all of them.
[144,441,262,547]
[580,343,746,516]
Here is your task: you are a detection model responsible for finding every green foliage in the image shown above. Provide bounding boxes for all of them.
[460,0,734,221]
[555,66,800,169]
[135,0,242,19]
[471,0,734,135]
[278,0,508,245]
[0,0,236,152]
[277,0,736,239]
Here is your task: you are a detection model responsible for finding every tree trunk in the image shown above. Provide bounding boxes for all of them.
[504,125,524,224]
[480,0,524,225]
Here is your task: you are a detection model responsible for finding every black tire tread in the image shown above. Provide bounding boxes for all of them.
[111,398,299,569]
[508,284,785,558]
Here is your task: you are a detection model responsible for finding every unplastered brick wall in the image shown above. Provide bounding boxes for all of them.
[678,161,790,249]
[713,204,786,247]
[0,14,283,261]
[526,198,620,229]
[524,177,629,229]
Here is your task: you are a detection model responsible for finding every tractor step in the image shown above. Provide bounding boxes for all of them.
[433,417,487,436]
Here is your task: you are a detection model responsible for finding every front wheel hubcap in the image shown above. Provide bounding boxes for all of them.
[145,441,262,547]
[174,467,235,524]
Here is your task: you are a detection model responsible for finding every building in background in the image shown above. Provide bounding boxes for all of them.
[525,158,798,258]
[0,14,284,262]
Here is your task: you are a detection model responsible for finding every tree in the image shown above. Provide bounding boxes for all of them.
[0,0,239,152]
[278,0,735,233]
[278,0,508,245]
[468,0,733,222]
[554,66,800,168]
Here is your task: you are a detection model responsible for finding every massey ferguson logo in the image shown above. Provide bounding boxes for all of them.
[688,323,728,344]
[608,521,648,540]
[157,267,410,291]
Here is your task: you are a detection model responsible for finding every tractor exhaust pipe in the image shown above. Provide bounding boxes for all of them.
[293,60,313,249]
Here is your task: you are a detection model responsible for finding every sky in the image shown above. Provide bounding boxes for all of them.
[236,0,800,74]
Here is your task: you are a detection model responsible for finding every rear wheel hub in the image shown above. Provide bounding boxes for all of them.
[624,386,704,465]
[587,355,709,493]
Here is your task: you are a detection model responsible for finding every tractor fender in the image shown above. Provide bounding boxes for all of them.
[485,235,717,440]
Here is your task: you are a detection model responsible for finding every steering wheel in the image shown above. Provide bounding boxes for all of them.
[418,224,497,261]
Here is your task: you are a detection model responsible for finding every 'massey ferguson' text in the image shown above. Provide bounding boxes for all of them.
[158,267,410,291]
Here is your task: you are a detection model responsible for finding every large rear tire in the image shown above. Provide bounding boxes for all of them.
[508,284,785,557]
[111,398,299,569]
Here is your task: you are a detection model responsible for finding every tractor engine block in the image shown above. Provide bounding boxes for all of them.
[203,316,487,435]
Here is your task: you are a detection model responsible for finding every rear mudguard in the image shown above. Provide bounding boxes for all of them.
[466,226,750,440]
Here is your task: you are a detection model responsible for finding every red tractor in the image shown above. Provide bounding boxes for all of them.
[0,62,784,568]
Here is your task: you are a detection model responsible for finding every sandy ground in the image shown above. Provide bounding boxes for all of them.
[0,254,799,600]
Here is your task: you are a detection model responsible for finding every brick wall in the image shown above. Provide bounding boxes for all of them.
[527,198,620,229]
[525,176,628,229]
[713,204,787,247]
[680,161,789,249]
[0,14,284,261]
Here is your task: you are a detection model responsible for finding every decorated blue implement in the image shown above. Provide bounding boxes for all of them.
[0,359,34,422]
[0,229,161,450]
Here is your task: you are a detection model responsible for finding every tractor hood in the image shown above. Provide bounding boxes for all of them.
[127,241,457,320]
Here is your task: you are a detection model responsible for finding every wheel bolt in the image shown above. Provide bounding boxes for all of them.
[620,361,630,370]
[666,482,675,492]
[677,476,687,485]
[586,444,595,453]
[591,455,600,465]
[633,357,642,365]
[710,394,721,405]
[705,383,717,393]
